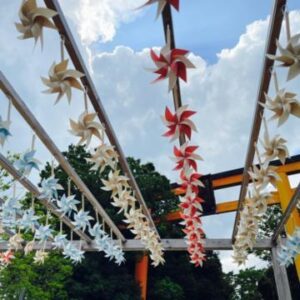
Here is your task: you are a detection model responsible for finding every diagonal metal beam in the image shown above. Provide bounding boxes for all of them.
[0,153,91,243]
[43,0,159,238]
[272,182,300,243]
[232,0,286,242]
[0,71,125,242]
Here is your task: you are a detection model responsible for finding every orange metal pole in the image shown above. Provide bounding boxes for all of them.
[135,254,149,300]
[277,173,300,279]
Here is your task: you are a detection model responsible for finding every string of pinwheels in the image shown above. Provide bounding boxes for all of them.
[13,0,164,266]
[141,0,206,267]
[233,11,300,266]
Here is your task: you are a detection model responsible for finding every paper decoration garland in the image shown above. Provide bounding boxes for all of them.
[141,0,180,18]
[15,0,57,47]
[150,28,195,91]
[0,115,12,147]
[0,250,15,266]
[41,60,84,104]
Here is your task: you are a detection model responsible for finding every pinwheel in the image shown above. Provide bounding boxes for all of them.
[14,149,40,176]
[140,0,179,18]
[95,235,111,252]
[262,90,300,126]
[101,170,129,196]
[2,196,22,213]
[39,176,63,201]
[179,169,204,195]
[89,223,105,238]
[42,59,84,104]
[57,194,79,217]
[33,250,48,264]
[150,30,195,91]
[248,186,271,216]
[162,105,197,141]
[18,208,40,231]
[0,115,12,146]
[232,246,248,265]
[63,242,85,263]
[179,193,204,214]
[267,34,300,81]
[0,250,15,265]
[248,164,280,189]
[172,142,202,172]
[260,123,289,164]
[111,189,136,214]
[114,249,125,265]
[70,112,105,146]
[52,233,68,249]
[15,0,57,47]
[9,233,24,250]
[24,241,35,255]
[34,224,53,243]
[190,250,206,267]
[72,209,93,231]
[87,144,119,173]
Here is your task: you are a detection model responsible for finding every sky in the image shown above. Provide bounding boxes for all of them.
[1,0,300,273]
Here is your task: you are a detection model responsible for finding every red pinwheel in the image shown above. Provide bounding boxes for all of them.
[179,194,204,213]
[162,105,197,141]
[141,0,180,19]
[172,142,203,171]
[180,169,204,195]
[150,26,195,91]
[0,250,15,265]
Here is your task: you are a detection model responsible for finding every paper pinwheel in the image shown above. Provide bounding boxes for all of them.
[172,143,202,172]
[18,208,40,231]
[95,235,110,252]
[63,242,85,263]
[57,194,79,217]
[0,115,12,146]
[42,59,84,104]
[267,34,300,81]
[87,144,119,173]
[34,224,53,243]
[9,234,24,250]
[0,250,15,265]
[179,193,204,215]
[72,209,93,231]
[162,105,197,141]
[52,233,68,249]
[39,176,63,201]
[14,150,40,176]
[179,169,204,195]
[33,250,48,264]
[15,0,57,47]
[248,164,280,189]
[112,189,136,214]
[89,223,105,238]
[140,0,179,18]
[24,241,35,255]
[101,170,129,196]
[262,90,300,126]
[3,196,22,213]
[70,112,105,146]
[150,30,195,91]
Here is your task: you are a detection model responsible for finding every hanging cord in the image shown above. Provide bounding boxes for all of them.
[254,142,263,166]
[51,160,55,177]
[272,71,279,93]
[285,11,291,41]
[68,178,71,196]
[81,194,85,211]
[60,219,63,234]
[84,88,89,113]
[31,134,36,151]
[70,230,73,241]
[7,98,11,122]
[60,35,65,62]
[95,209,99,223]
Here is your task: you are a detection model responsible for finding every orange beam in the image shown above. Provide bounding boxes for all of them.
[135,254,149,300]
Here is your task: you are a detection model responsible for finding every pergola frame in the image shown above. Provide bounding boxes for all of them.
[0,0,299,299]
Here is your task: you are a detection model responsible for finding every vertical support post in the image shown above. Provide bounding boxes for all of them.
[277,173,300,279]
[135,254,149,300]
[271,246,292,300]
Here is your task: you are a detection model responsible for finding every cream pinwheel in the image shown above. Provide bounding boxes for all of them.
[15,0,57,47]
[140,0,179,18]
[262,90,300,126]
[260,123,289,164]
[42,59,84,104]
[70,112,105,147]
[24,240,35,255]
[33,250,48,264]
[87,144,119,173]
[112,189,136,214]
[9,233,24,250]
[268,33,300,81]
[101,170,129,196]
[248,164,280,189]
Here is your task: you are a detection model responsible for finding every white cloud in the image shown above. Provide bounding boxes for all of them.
[62,0,145,45]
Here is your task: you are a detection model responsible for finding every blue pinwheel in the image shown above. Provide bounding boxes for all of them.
[14,150,40,176]
[95,235,110,252]
[89,223,105,239]
[57,194,79,217]
[72,210,93,231]
[39,176,63,201]
[114,248,125,265]
[18,208,40,232]
[0,115,11,146]
[34,224,53,243]
[52,233,68,249]
[63,242,85,263]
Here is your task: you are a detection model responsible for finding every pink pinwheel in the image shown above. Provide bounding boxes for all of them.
[0,250,15,265]
[141,0,179,18]
[150,28,195,91]
[162,105,197,141]
[179,169,204,195]
[172,142,203,171]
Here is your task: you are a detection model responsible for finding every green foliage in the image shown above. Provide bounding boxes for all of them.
[151,277,184,300]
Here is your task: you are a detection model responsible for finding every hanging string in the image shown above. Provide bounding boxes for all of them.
[51,160,55,177]
[60,35,65,61]
[254,142,263,166]
[79,239,82,250]
[60,220,63,234]
[102,219,105,233]
[81,194,85,211]
[46,210,49,226]
[272,71,279,93]
[110,228,113,240]
[285,11,291,41]
[84,88,88,112]
[68,178,71,196]
[262,117,269,139]
[31,134,36,151]
[7,98,11,122]
[95,210,99,223]
[71,230,73,241]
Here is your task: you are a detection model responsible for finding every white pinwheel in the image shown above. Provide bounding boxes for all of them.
[34,224,53,243]
[24,240,35,256]
[95,235,110,252]
[33,250,48,264]
[89,223,105,239]
[57,194,79,217]
[18,208,40,231]
[248,164,280,189]
[0,115,11,146]
[111,189,136,214]
[101,170,129,196]
[52,233,68,250]
[72,209,93,231]
[39,176,63,201]
[14,150,40,176]
[63,242,85,263]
